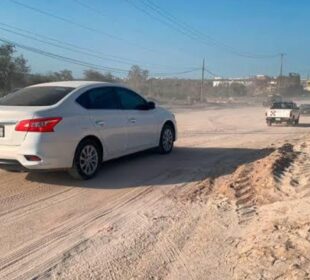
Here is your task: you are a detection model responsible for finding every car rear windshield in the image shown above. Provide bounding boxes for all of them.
[0,86,74,106]
[271,103,294,109]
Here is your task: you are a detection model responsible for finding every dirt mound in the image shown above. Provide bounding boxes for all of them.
[224,143,300,209]
[167,177,215,204]
[217,141,310,279]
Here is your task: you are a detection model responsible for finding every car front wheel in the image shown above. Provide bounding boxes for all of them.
[69,139,101,180]
[158,124,174,154]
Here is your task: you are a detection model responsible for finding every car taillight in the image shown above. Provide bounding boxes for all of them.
[15,117,62,132]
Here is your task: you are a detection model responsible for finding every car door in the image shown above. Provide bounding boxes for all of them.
[115,87,158,152]
[76,86,128,159]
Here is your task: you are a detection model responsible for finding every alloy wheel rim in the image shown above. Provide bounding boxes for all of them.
[162,128,173,151]
[79,145,99,175]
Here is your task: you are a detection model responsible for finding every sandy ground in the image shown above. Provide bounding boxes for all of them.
[1,106,310,280]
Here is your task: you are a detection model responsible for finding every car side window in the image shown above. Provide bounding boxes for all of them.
[76,87,121,109]
[115,87,147,110]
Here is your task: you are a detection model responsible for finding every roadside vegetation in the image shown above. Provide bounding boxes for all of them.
[0,43,307,102]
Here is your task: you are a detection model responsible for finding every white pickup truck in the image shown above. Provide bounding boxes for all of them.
[266,102,300,126]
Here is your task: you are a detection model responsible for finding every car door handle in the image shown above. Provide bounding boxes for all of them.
[95,120,105,127]
[128,118,136,124]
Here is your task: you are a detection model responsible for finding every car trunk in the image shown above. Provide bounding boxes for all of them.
[0,107,34,146]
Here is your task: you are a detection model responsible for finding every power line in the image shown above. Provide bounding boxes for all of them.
[141,0,225,49]
[128,0,280,59]
[205,68,221,78]
[153,68,200,77]
[71,0,107,17]
[8,0,160,55]
[70,0,282,77]
[0,37,199,77]
[0,25,136,67]
[140,0,215,43]
[71,0,181,55]
[0,23,139,65]
[124,0,201,42]
[140,0,280,59]
[0,37,130,74]
[0,22,196,70]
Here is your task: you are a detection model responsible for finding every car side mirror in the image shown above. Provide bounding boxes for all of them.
[147,101,155,110]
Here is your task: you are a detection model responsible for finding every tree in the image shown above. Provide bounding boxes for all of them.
[83,69,116,82]
[0,44,31,95]
[52,69,73,81]
[27,73,54,85]
[230,83,247,97]
[278,73,303,96]
[25,70,74,86]
[12,55,30,89]
[127,65,149,93]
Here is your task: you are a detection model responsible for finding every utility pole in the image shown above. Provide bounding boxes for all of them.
[278,53,286,94]
[279,53,285,77]
[200,58,205,102]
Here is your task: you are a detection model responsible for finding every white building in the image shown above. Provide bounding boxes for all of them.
[212,78,253,87]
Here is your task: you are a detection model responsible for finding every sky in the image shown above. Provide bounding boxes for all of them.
[0,0,309,79]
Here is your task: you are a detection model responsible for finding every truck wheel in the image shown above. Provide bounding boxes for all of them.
[290,118,298,126]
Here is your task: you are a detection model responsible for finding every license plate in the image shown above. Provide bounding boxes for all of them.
[276,118,281,121]
[0,126,4,138]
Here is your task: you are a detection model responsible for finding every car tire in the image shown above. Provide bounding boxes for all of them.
[69,139,102,180]
[267,120,272,126]
[157,124,174,154]
[290,118,298,126]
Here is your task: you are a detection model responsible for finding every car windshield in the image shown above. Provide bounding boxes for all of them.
[0,86,74,106]
[271,102,295,109]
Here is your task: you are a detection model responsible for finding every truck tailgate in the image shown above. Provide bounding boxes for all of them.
[267,109,291,118]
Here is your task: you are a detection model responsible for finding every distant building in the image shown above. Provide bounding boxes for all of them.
[210,73,303,96]
[255,75,269,80]
[212,78,253,87]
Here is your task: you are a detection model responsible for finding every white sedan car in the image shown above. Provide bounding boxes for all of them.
[0,81,177,179]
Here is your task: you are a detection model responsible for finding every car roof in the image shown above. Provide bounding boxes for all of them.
[28,81,117,89]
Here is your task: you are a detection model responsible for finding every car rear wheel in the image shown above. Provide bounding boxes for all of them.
[295,118,299,125]
[69,139,101,180]
[157,124,174,154]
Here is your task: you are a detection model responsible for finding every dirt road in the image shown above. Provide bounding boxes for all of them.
[1,106,310,280]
